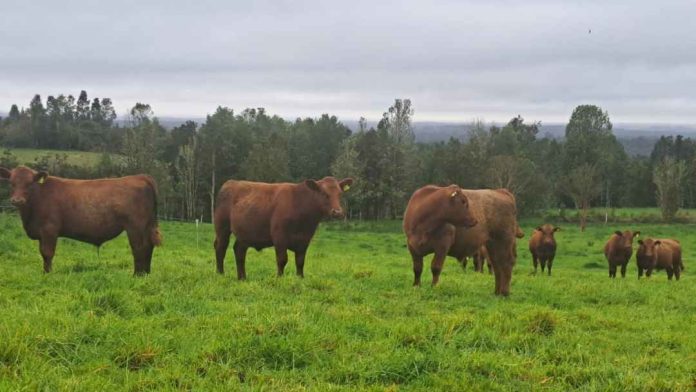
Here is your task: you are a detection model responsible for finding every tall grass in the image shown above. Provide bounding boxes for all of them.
[0,214,694,390]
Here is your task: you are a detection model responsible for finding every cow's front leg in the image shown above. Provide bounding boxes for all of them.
[39,233,57,273]
[430,248,448,286]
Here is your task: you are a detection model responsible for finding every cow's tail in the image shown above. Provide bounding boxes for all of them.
[144,175,163,247]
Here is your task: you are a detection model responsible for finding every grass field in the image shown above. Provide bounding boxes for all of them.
[2,148,114,168]
[1,214,695,391]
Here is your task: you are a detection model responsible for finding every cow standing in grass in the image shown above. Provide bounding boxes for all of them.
[529,224,560,275]
[604,230,640,278]
[214,177,353,279]
[404,186,520,296]
[636,238,684,280]
[0,166,161,274]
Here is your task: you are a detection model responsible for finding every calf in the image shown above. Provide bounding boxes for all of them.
[0,166,161,274]
[404,186,520,296]
[214,176,353,279]
[529,224,560,275]
[604,230,640,278]
[636,238,684,280]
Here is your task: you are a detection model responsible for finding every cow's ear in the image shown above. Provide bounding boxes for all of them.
[339,178,354,192]
[633,231,641,238]
[304,179,322,193]
[535,226,542,231]
[614,231,623,236]
[0,167,10,180]
[654,240,661,246]
[34,171,48,185]
[553,227,561,232]
[638,239,643,245]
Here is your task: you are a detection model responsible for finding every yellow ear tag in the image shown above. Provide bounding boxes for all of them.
[343,184,350,191]
[451,191,457,197]
[38,177,45,185]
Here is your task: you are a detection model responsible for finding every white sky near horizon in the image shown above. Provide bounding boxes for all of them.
[1,0,695,125]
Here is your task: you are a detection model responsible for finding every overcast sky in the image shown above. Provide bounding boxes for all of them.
[1,0,695,124]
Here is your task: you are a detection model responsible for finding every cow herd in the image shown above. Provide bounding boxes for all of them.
[0,166,686,297]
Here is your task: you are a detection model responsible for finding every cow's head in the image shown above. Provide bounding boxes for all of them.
[0,166,48,207]
[637,238,660,261]
[445,186,478,228]
[304,176,354,218]
[614,230,640,249]
[535,224,560,245]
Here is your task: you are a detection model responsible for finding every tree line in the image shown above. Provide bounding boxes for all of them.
[1,91,693,224]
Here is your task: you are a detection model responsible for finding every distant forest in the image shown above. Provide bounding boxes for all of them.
[1,91,694,223]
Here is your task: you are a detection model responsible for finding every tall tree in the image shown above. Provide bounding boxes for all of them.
[560,164,603,231]
[29,94,47,147]
[653,157,687,222]
[379,99,418,218]
[176,138,199,220]
[76,90,90,121]
[241,133,290,182]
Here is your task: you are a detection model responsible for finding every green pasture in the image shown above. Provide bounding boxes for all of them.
[2,148,115,168]
[0,214,694,391]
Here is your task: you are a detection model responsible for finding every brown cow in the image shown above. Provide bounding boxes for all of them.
[636,238,684,280]
[529,224,560,275]
[472,245,490,273]
[404,186,520,296]
[0,166,161,274]
[214,176,353,279]
[473,226,523,274]
[604,230,640,278]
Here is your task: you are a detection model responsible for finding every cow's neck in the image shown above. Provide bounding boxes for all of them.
[293,186,326,228]
[413,206,450,235]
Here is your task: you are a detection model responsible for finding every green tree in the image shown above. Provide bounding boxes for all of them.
[653,157,687,222]
[378,99,419,218]
[563,105,627,208]
[331,135,365,217]
[560,164,603,231]
[241,133,290,182]
[176,138,199,220]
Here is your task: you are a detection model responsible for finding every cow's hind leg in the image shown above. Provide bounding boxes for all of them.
[275,245,289,277]
[233,241,248,280]
[609,263,617,278]
[295,246,308,278]
[127,229,153,275]
[39,233,57,273]
[430,248,448,286]
[487,238,515,296]
[214,221,231,274]
[411,251,424,287]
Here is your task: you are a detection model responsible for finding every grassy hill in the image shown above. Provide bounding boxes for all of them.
[2,148,116,168]
[0,215,694,390]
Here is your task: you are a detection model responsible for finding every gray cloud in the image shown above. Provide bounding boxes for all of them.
[1,0,695,123]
